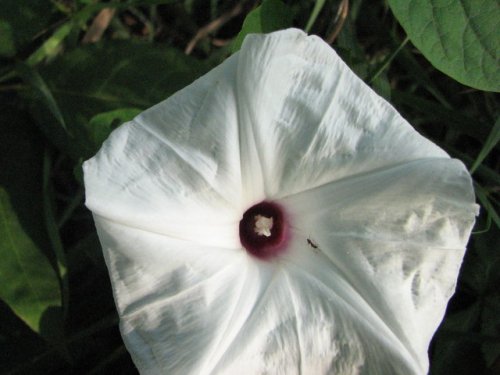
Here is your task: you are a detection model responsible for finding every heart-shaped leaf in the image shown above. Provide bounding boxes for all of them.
[388,0,500,92]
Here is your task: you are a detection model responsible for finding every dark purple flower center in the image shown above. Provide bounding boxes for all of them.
[239,201,289,260]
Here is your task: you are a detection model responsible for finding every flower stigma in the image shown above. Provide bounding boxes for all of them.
[254,215,273,237]
[239,201,289,260]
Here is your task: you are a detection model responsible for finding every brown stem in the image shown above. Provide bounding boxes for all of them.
[326,0,349,45]
[185,1,248,55]
[82,8,116,44]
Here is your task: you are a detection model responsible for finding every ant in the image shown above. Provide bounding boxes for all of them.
[307,237,319,251]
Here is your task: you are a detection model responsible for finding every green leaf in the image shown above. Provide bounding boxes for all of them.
[0,21,16,57]
[0,0,179,61]
[0,0,55,58]
[368,36,409,84]
[388,0,500,92]
[17,63,68,132]
[470,117,500,174]
[305,0,326,32]
[475,184,500,229]
[0,107,62,336]
[232,0,293,52]
[25,41,207,159]
[42,151,69,318]
[371,70,391,100]
[396,46,452,108]
[393,90,488,142]
[0,190,61,333]
[21,0,180,64]
[88,108,142,152]
[27,21,75,66]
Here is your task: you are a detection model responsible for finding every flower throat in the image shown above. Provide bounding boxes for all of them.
[239,201,289,260]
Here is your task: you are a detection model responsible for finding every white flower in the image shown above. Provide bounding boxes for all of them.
[83,29,478,375]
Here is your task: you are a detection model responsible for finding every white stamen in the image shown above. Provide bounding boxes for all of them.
[254,215,273,237]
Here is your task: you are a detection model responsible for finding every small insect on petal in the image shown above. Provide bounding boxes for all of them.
[307,237,318,249]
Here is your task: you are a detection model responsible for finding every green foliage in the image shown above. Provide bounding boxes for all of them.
[17,63,68,132]
[23,41,207,159]
[388,0,500,92]
[0,0,498,373]
[471,117,500,174]
[0,108,62,338]
[475,184,500,229]
[0,0,55,57]
[232,0,293,52]
[88,108,143,151]
[26,21,75,66]
[304,0,326,32]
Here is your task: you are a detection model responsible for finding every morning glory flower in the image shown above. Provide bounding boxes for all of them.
[83,29,478,374]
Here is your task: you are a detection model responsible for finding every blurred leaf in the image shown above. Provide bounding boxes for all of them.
[17,63,68,131]
[73,159,84,186]
[24,0,182,65]
[475,184,500,229]
[0,107,62,336]
[0,0,55,57]
[0,190,61,334]
[5,0,178,63]
[393,90,488,142]
[470,117,500,174]
[396,46,452,108]
[232,0,293,52]
[27,21,74,66]
[388,0,500,92]
[371,70,391,100]
[24,2,128,66]
[42,151,69,317]
[368,36,409,84]
[25,41,207,160]
[447,148,500,186]
[57,188,84,229]
[0,22,16,57]
[334,7,369,79]
[88,108,142,152]
[305,0,326,32]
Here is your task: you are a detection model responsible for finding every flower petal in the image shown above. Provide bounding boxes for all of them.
[84,55,247,248]
[236,29,448,198]
[282,157,478,373]
[210,261,422,375]
[83,28,478,375]
[94,215,254,374]
[95,214,423,375]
